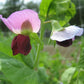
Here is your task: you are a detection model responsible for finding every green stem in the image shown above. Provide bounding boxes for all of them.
[34,44,40,68]
[43,20,51,24]
[34,22,44,68]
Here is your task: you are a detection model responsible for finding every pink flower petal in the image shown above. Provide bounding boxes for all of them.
[0,9,41,34]
[0,15,2,18]
[72,37,75,41]
[74,26,83,36]
[0,15,16,33]
[51,25,83,42]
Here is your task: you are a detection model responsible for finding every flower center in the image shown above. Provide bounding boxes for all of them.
[21,20,33,35]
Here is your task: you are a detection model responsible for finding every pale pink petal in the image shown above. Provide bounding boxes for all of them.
[50,25,83,42]
[0,9,41,34]
[74,26,83,36]
[72,37,75,41]
[0,15,2,19]
[0,15,20,34]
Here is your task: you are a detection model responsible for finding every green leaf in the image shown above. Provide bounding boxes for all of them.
[21,33,43,68]
[0,33,42,69]
[0,72,12,84]
[29,32,42,45]
[61,67,76,84]
[38,67,48,83]
[78,37,84,69]
[0,71,7,80]
[47,0,76,26]
[48,0,70,15]
[51,20,64,31]
[0,52,39,84]
[0,36,12,56]
[78,71,84,83]
[69,70,84,84]
[20,44,37,68]
[0,34,24,62]
[78,48,84,69]
[39,0,53,20]
[72,80,83,84]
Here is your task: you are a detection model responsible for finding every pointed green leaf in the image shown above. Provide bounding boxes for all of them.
[51,20,64,31]
[78,37,84,69]
[39,0,53,20]
[20,44,37,68]
[0,52,39,84]
[0,34,24,62]
[29,32,42,45]
[78,48,84,69]
[47,0,76,26]
[38,67,48,83]
[61,67,76,84]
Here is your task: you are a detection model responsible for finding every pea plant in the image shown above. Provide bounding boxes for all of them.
[0,0,84,84]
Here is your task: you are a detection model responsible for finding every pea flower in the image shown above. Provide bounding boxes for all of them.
[50,25,83,47]
[0,9,41,55]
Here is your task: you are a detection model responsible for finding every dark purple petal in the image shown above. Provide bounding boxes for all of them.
[11,36,19,55]
[11,34,31,56]
[56,39,72,47]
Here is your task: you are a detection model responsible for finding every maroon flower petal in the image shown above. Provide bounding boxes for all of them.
[11,34,31,56]
[56,39,72,47]
[11,36,19,55]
